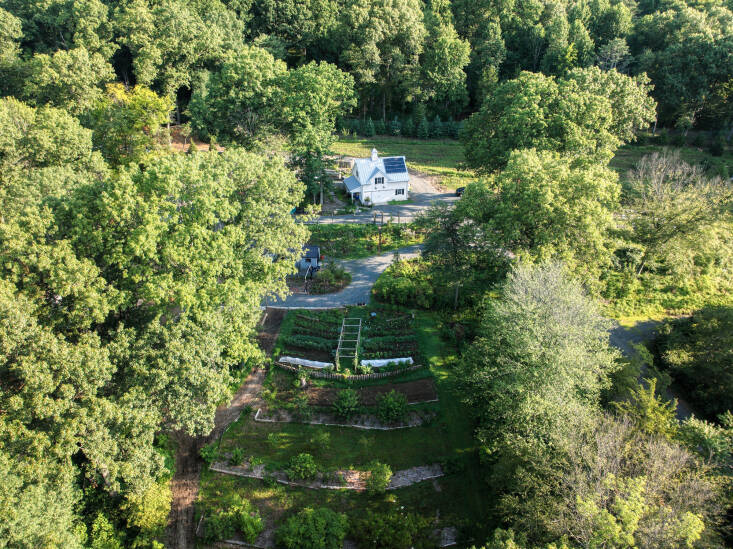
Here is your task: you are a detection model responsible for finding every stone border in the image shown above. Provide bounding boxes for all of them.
[254,408,435,430]
[210,461,443,491]
[276,361,424,380]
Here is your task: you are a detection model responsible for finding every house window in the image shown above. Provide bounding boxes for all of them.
[374,177,384,185]
[395,188,405,196]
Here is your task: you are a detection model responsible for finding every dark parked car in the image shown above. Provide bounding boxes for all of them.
[455,187,466,197]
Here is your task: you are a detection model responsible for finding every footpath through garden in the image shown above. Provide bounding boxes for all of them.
[166,309,285,549]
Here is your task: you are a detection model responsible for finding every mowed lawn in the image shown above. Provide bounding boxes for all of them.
[332,136,476,189]
[198,311,493,542]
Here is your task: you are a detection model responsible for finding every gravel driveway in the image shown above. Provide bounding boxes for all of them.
[268,244,423,308]
[312,170,458,224]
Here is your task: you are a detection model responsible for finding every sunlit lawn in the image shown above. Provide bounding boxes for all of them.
[332,135,476,189]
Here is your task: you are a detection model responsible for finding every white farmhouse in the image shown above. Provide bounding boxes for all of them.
[343,149,409,205]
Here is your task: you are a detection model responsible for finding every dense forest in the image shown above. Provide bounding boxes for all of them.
[0,0,731,548]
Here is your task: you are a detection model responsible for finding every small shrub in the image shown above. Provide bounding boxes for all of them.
[203,495,262,544]
[376,390,408,424]
[309,431,331,453]
[333,389,360,419]
[229,447,246,466]
[363,117,375,137]
[366,461,393,494]
[199,442,219,465]
[287,453,318,480]
[276,507,348,549]
[416,116,429,139]
[294,393,313,420]
[390,116,401,135]
[402,116,415,137]
[429,115,444,138]
[374,118,386,135]
[349,510,431,549]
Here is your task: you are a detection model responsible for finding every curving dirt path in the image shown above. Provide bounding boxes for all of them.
[166,310,284,549]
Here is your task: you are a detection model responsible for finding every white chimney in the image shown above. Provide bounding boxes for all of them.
[371,148,378,161]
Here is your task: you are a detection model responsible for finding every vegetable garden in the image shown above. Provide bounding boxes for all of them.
[196,308,491,547]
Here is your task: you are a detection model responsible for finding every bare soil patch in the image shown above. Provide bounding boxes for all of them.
[306,377,437,406]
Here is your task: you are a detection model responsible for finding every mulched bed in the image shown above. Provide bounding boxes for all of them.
[305,378,437,406]
[280,345,334,363]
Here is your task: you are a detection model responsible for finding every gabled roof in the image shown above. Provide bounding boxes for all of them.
[344,175,361,192]
[302,245,320,259]
[353,150,409,185]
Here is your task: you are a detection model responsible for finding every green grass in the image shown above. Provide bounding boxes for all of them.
[332,136,476,189]
[199,309,493,543]
[610,141,733,182]
[308,223,424,260]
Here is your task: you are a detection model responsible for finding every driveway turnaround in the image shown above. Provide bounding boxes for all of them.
[267,244,423,308]
[311,171,459,224]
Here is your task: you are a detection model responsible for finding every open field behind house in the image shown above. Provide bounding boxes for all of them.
[332,136,475,189]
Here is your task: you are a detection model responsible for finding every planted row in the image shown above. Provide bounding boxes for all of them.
[281,335,334,352]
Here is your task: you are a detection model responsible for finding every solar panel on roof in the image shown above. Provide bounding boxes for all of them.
[383,157,406,174]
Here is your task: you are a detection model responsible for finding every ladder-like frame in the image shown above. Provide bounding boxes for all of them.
[335,317,362,369]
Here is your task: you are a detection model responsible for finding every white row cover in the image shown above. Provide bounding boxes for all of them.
[360,357,413,368]
[279,356,334,369]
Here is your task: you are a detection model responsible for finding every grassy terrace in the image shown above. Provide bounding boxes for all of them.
[332,136,475,189]
[198,310,492,544]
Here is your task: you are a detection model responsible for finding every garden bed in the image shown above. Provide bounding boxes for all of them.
[305,378,438,406]
[254,407,435,430]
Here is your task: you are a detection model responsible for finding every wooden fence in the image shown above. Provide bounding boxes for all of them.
[275,362,423,380]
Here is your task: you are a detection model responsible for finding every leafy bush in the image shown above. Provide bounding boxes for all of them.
[229,447,246,465]
[374,118,386,135]
[333,389,360,419]
[376,390,408,424]
[366,461,393,494]
[204,495,262,544]
[402,116,415,137]
[658,306,733,420]
[199,442,219,465]
[349,510,431,549]
[309,431,331,453]
[276,507,348,549]
[287,453,318,480]
[372,259,434,308]
[293,393,313,420]
[310,263,351,294]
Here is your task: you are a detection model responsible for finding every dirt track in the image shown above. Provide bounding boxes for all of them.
[166,309,283,549]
